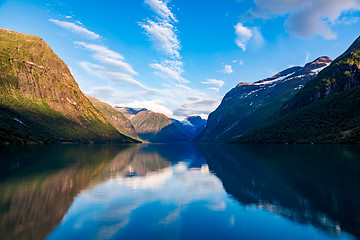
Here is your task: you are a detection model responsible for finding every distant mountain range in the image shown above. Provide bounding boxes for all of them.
[115,107,148,119]
[87,96,141,141]
[196,56,332,142]
[116,106,206,143]
[0,29,139,144]
[172,116,206,141]
[128,110,188,143]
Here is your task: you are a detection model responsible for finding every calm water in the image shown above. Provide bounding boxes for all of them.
[1,144,360,240]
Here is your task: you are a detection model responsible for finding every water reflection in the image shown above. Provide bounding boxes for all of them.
[0,144,359,239]
[0,145,136,240]
[201,144,360,237]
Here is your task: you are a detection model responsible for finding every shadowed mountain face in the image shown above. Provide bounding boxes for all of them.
[0,29,137,144]
[87,95,141,141]
[235,35,360,143]
[1,144,359,239]
[172,116,207,141]
[195,57,331,142]
[129,110,187,143]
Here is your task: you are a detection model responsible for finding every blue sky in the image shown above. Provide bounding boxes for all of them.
[1,0,360,119]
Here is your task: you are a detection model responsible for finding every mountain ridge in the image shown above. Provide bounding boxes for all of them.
[233,35,360,143]
[86,95,141,141]
[130,110,188,143]
[195,56,331,142]
[0,29,138,144]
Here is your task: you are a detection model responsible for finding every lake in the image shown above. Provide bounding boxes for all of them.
[0,143,359,240]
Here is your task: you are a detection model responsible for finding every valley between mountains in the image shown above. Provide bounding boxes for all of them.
[1,28,360,144]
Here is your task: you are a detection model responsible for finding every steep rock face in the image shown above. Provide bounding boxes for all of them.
[235,35,360,143]
[86,96,141,141]
[172,116,207,141]
[130,110,187,143]
[0,29,137,143]
[196,57,331,142]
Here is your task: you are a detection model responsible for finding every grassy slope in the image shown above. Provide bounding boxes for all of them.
[87,95,141,141]
[0,29,138,144]
[234,86,360,143]
[130,110,187,143]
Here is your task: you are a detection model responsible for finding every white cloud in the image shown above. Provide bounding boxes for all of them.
[75,42,138,75]
[252,27,265,47]
[150,60,188,83]
[233,60,244,65]
[86,78,218,119]
[235,23,253,51]
[144,0,177,22]
[101,71,146,88]
[251,0,360,39]
[336,16,360,25]
[173,98,222,117]
[87,86,116,97]
[305,51,310,64]
[140,20,180,59]
[222,65,233,74]
[127,100,174,116]
[75,42,124,60]
[176,84,193,91]
[208,87,219,92]
[141,0,187,84]
[202,79,225,88]
[65,16,72,19]
[79,61,105,79]
[79,61,148,90]
[99,57,138,76]
[49,19,100,39]
[86,86,161,109]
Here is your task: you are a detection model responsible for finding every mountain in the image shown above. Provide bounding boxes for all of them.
[86,95,141,141]
[195,56,331,142]
[234,35,360,143]
[130,110,187,143]
[0,29,138,144]
[172,116,207,141]
[115,106,147,119]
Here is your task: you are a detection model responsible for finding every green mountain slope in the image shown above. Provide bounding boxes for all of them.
[234,35,360,144]
[130,110,187,143]
[0,29,137,144]
[86,95,141,141]
[195,57,331,142]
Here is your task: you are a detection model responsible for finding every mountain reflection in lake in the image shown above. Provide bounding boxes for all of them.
[0,144,359,240]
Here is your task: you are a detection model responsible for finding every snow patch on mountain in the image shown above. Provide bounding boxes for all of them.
[311,63,331,74]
